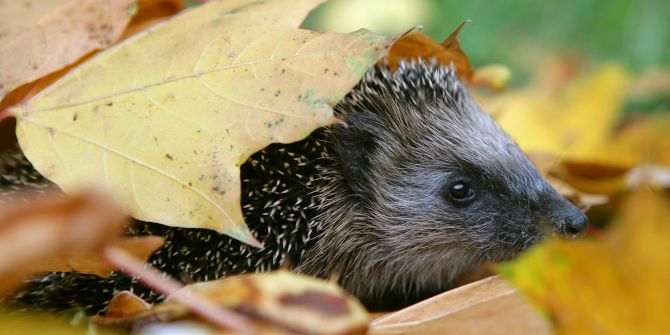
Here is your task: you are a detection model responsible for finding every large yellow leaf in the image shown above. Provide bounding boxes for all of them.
[11,0,395,245]
[482,64,630,162]
[499,189,670,334]
[0,0,137,99]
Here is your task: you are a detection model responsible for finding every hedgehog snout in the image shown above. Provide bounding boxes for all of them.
[549,204,588,239]
[559,209,588,238]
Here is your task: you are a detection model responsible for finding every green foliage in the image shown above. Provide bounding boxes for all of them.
[305,0,669,80]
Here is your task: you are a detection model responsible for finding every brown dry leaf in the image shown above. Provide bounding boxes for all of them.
[91,291,165,332]
[100,246,257,332]
[0,190,129,296]
[382,21,473,79]
[0,0,137,100]
[369,276,550,335]
[527,152,609,207]
[500,188,670,335]
[550,115,670,195]
[550,161,670,196]
[96,271,370,334]
[549,160,630,196]
[106,291,153,318]
[161,271,370,335]
[33,235,164,276]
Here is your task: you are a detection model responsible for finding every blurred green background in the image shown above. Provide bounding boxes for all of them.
[303,0,669,81]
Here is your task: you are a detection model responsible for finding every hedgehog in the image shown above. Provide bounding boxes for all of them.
[2,60,588,313]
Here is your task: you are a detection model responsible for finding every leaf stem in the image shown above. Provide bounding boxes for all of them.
[103,246,254,332]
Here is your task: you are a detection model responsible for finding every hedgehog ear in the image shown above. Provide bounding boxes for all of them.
[332,111,381,196]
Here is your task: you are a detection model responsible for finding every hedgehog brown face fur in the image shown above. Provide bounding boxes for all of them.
[297,61,588,309]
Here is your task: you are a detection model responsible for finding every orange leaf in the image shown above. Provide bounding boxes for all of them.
[33,236,164,277]
[120,0,185,39]
[104,291,153,319]
[382,21,473,80]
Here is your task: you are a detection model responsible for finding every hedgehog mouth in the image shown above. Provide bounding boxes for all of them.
[484,229,543,262]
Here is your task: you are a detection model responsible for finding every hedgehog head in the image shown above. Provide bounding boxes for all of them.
[299,60,587,309]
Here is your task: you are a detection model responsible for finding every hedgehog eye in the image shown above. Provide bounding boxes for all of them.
[443,181,476,204]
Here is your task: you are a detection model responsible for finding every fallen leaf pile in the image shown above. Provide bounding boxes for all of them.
[486,59,670,334]
[92,254,370,335]
[159,271,369,334]
[0,0,402,332]
[475,61,670,209]
[0,0,669,333]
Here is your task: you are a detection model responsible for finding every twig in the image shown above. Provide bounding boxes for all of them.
[103,246,254,333]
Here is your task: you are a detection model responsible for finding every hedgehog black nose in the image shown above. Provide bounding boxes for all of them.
[560,210,588,238]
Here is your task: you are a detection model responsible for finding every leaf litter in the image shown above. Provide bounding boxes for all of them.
[1,0,669,334]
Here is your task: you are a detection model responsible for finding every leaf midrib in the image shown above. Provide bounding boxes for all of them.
[20,49,346,114]
[19,115,240,233]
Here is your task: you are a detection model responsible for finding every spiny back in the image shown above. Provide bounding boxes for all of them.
[3,133,330,313]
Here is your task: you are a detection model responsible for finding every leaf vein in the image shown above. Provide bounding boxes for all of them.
[231,29,274,65]
[141,89,213,135]
[47,128,72,179]
[193,37,219,73]
[129,163,151,216]
[24,51,343,113]
[102,150,111,190]
[195,76,318,120]
[19,116,238,233]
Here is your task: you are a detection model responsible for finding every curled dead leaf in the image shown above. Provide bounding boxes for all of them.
[94,259,369,335]
[382,21,473,79]
[163,271,370,334]
[105,291,153,319]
